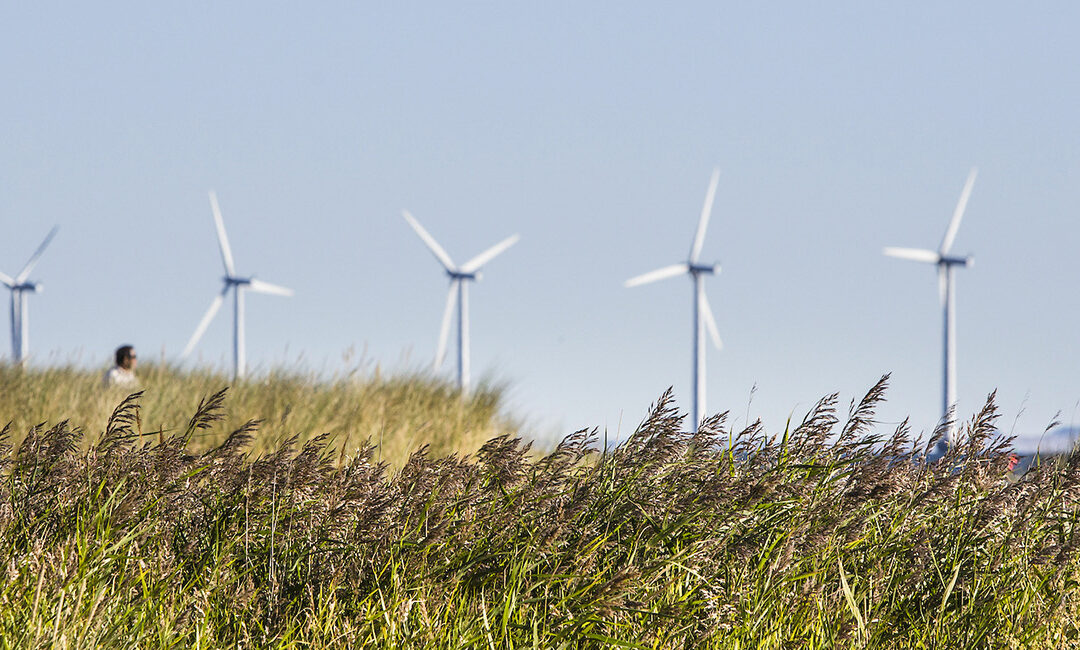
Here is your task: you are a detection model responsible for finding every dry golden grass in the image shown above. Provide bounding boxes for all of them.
[0,361,513,466]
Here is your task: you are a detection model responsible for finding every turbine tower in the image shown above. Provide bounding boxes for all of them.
[0,226,58,364]
[884,168,978,449]
[402,210,519,393]
[183,192,293,380]
[625,169,723,432]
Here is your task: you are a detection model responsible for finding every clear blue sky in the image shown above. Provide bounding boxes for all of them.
[2,2,1077,446]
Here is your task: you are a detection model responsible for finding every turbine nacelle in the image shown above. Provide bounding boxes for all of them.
[448,270,480,282]
[939,255,973,268]
[689,263,720,276]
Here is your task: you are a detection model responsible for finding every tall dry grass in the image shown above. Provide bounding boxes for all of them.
[0,361,510,466]
[1,371,1079,647]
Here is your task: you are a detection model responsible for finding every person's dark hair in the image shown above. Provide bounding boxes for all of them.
[115,345,135,366]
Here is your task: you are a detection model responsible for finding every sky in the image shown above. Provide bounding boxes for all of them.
[2,2,1078,448]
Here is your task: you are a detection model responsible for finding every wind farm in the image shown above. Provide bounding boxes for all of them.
[0,167,1044,459]
[0,166,1048,464]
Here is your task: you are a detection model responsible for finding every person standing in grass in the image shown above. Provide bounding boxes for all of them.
[103,344,138,388]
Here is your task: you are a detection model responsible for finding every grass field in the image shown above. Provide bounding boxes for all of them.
[1,367,1079,648]
[0,361,510,466]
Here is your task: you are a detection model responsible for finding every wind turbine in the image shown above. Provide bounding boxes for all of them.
[0,226,58,364]
[182,192,293,380]
[884,168,978,450]
[402,210,519,393]
[625,169,723,432]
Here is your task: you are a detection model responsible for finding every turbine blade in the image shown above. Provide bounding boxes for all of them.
[939,168,977,255]
[248,279,294,297]
[701,295,723,351]
[689,168,720,263]
[209,191,237,277]
[435,281,458,370]
[0,271,13,288]
[624,263,689,288]
[883,247,940,264]
[182,285,228,358]
[14,226,59,284]
[460,234,520,273]
[938,265,947,306]
[403,210,456,272]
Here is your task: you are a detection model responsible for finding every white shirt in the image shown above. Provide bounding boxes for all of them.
[103,366,137,388]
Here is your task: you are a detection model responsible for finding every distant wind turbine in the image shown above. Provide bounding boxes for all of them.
[183,192,293,379]
[0,226,58,364]
[884,168,978,449]
[625,169,723,432]
[402,210,519,393]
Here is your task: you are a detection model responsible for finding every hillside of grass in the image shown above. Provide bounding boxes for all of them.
[2,372,1080,647]
[0,362,511,466]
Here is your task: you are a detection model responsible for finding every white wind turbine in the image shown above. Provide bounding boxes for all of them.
[626,169,723,432]
[182,192,293,380]
[884,168,978,449]
[0,226,58,364]
[402,210,519,393]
